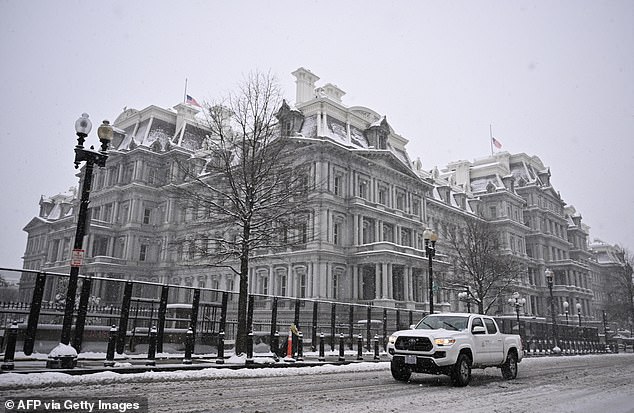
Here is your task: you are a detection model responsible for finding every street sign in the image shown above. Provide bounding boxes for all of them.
[71,249,85,267]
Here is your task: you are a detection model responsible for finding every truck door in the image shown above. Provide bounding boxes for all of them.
[484,317,505,364]
[470,317,490,365]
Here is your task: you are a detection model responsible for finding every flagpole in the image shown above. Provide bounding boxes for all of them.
[490,124,493,156]
[184,78,188,103]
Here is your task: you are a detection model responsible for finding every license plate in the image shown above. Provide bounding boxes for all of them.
[405,355,417,364]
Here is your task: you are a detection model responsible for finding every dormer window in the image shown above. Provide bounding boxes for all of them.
[379,135,387,149]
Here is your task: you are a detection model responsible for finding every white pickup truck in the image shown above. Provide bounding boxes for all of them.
[387,313,523,386]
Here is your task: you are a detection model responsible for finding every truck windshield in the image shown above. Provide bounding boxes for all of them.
[415,315,469,331]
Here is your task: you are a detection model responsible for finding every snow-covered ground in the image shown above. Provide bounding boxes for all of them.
[2,354,633,413]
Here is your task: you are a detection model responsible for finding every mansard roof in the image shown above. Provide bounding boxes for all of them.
[111,103,210,153]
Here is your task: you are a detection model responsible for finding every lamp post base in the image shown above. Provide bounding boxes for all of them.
[46,343,78,369]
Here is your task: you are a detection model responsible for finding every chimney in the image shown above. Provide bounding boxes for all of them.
[322,83,346,103]
[291,67,320,105]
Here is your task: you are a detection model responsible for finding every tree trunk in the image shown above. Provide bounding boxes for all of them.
[235,252,250,355]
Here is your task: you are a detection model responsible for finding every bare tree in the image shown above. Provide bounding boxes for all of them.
[444,217,525,314]
[172,71,311,353]
[607,247,634,333]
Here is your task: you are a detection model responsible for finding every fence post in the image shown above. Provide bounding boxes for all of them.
[190,288,200,338]
[104,325,117,367]
[270,297,278,355]
[116,281,133,354]
[183,327,194,365]
[73,276,93,352]
[366,306,372,351]
[312,301,318,352]
[146,326,157,366]
[382,309,388,350]
[23,272,46,356]
[246,331,254,365]
[357,334,363,360]
[330,303,336,351]
[247,295,255,334]
[297,331,304,362]
[216,331,225,364]
[219,292,228,334]
[338,332,345,362]
[373,335,380,361]
[156,285,169,354]
[348,306,354,350]
[1,321,18,370]
[294,298,301,332]
[318,332,325,362]
[272,331,280,361]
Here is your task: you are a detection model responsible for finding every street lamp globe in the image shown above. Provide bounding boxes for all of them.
[74,113,92,136]
[423,228,438,242]
[97,120,113,142]
[576,303,582,312]
[545,268,554,284]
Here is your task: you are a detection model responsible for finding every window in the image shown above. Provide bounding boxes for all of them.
[333,222,341,245]
[412,198,420,216]
[334,175,341,196]
[298,272,306,298]
[139,244,148,261]
[358,179,368,199]
[103,203,113,222]
[471,317,484,332]
[378,187,387,205]
[396,193,405,210]
[332,273,339,299]
[484,318,498,334]
[143,208,152,225]
[93,236,109,257]
[280,274,287,296]
[300,222,308,244]
[91,206,101,221]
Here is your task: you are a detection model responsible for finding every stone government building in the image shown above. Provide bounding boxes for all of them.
[20,67,624,326]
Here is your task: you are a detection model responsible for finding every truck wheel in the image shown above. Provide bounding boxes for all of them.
[390,359,412,382]
[501,351,518,380]
[450,353,471,387]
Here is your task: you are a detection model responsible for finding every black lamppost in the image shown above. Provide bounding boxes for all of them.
[545,268,560,353]
[508,291,526,336]
[423,228,438,314]
[47,114,112,369]
[563,301,569,325]
[576,302,582,327]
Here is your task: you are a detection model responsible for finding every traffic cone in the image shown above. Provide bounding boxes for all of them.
[284,329,295,362]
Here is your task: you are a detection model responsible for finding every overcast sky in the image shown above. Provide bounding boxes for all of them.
[1,0,632,270]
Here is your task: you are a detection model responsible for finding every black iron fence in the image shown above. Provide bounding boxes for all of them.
[0,267,618,363]
[0,268,425,358]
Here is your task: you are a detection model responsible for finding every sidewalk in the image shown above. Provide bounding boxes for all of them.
[1,351,389,376]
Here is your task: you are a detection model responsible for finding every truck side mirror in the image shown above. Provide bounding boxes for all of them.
[409,324,416,330]
[472,326,486,335]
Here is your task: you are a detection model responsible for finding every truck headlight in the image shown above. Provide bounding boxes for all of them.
[388,335,397,344]
[434,338,456,346]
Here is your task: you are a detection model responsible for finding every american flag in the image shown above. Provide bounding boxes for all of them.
[186,94,201,107]
[492,137,502,149]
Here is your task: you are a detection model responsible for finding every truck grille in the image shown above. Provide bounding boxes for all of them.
[395,336,433,352]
